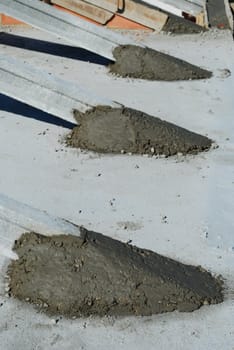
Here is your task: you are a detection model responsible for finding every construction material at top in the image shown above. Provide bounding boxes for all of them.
[83,0,118,12]
[0,0,130,60]
[68,106,212,156]
[51,0,168,31]
[7,229,223,317]
[50,0,205,28]
[0,0,231,30]
[51,0,115,25]
[0,54,119,124]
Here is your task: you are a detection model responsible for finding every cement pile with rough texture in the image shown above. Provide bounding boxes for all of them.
[67,106,212,156]
[162,16,205,34]
[8,229,223,318]
[109,45,212,81]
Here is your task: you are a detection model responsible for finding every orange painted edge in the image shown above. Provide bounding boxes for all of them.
[0,4,152,30]
[0,14,27,26]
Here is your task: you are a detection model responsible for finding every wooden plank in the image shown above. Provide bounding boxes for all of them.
[84,0,118,12]
[196,10,205,26]
[52,0,167,30]
[51,0,114,24]
[118,0,168,31]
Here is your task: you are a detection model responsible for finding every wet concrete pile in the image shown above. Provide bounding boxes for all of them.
[8,229,223,318]
[109,45,212,81]
[67,106,212,156]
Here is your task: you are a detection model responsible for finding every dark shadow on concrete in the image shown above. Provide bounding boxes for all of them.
[0,93,76,129]
[0,32,111,65]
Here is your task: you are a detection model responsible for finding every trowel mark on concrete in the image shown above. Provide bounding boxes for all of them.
[67,106,212,156]
[8,229,223,318]
[109,45,212,81]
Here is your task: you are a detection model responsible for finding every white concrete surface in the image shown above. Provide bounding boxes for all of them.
[0,27,233,350]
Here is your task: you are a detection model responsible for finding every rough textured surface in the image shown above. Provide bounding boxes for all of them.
[162,16,205,34]
[67,106,212,156]
[109,45,212,81]
[8,229,223,318]
[206,0,230,29]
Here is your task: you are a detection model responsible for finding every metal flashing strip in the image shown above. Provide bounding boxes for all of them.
[0,54,119,124]
[0,0,131,60]
[143,0,203,16]
[0,193,81,260]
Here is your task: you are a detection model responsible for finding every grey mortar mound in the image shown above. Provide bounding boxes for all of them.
[162,16,205,34]
[67,106,212,156]
[8,229,223,318]
[109,45,212,81]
